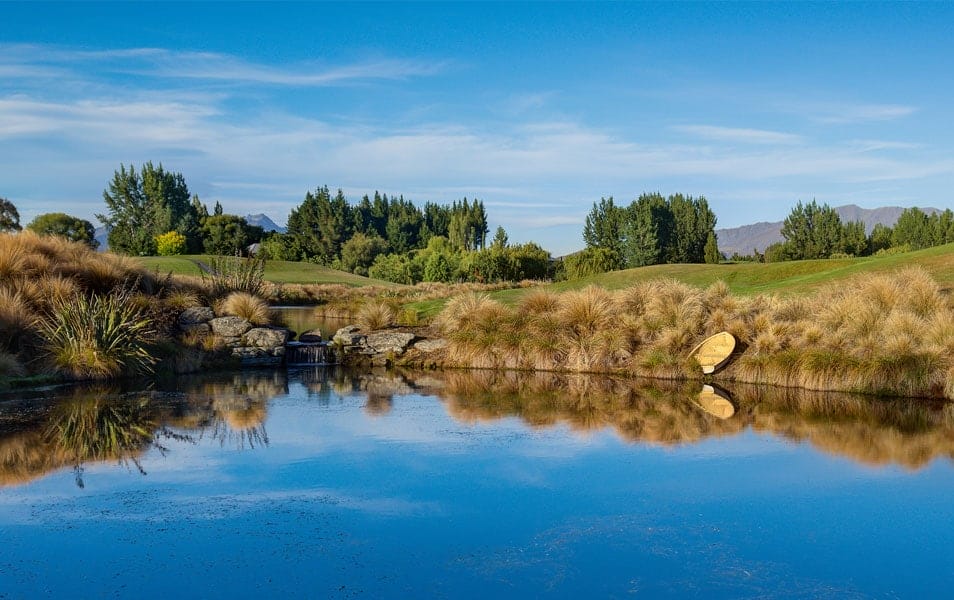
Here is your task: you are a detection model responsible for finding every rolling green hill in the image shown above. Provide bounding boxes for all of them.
[138,255,398,287]
[488,243,954,305]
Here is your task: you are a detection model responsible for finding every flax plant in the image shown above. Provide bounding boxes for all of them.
[39,289,156,380]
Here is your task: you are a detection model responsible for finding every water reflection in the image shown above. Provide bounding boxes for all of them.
[432,370,954,470]
[170,372,287,448]
[0,372,288,487]
[1,368,952,488]
[0,386,186,488]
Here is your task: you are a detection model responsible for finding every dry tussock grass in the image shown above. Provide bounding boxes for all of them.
[274,280,546,318]
[219,292,271,325]
[356,300,395,331]
[0,351,25,378]
[435,267,954,398]
[0,232,215,380]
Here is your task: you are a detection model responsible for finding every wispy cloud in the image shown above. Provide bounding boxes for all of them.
[0,43,446,87]
[0,42,949,255]
[147,52,446,86]
[847,139,922,153]
[673,124,804,145]
[800,102,918,124]
[3,94,949,195]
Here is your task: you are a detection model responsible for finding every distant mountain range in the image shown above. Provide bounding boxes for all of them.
[716,204,941,256]
[94,213,285,252]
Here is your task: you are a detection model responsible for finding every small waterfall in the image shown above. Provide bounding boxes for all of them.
[285,341,337,366]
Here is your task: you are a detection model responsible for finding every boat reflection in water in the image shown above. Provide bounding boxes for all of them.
[1,367,953,488]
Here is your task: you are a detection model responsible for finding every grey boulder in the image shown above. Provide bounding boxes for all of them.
[210,316,252,338]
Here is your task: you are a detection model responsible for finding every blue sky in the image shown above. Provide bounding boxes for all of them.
[2,2,953,255]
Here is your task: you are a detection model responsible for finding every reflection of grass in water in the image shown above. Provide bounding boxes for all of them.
[438,370,738,445]
[210,397,269,449]
[44,391,157,487]
[174,371,288,449]
[423,369,954,470]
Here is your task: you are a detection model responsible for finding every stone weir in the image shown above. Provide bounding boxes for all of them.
[331,325,445,368]
[285,328,337,366]
[178,307,335,367]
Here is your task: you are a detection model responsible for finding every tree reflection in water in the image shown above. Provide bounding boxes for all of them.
[0,372,290,487]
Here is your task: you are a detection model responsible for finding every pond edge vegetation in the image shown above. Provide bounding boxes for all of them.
[1,229,952,401]
[432,268,954,400]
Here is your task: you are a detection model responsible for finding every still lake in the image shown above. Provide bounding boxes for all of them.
[1,367,952,598]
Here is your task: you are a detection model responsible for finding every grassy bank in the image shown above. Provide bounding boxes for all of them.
[139,255,393,287]
[487,243,954,306]
[435,268,954,399]
[0,233,281,383]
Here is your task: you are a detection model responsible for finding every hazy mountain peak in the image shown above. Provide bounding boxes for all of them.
[245,214,286,233]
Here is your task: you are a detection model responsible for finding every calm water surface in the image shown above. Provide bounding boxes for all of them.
[272,306,348,340]
[1,368,952,598]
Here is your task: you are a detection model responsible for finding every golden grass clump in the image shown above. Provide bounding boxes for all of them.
[435,293,503,334]
[356,300,395,331]
[0,288,35,353]
[161,290,201,312]
[0,232,202,380]
[0,237,26,280]
[517,288,561,317]
[558,286,615,338]
[219,292,271,325]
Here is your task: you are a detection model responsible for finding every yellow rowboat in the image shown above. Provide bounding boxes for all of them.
[694,384,735,419]
[688,331,736,374]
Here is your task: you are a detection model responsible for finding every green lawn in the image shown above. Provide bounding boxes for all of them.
[138,255,398,287]
[484,243,954,305]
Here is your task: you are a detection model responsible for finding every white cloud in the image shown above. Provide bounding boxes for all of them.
[801,102,918,124]
[0,44,950,256]
[0,43,446,87]
[847,139,922,153]
[673,124,804,145]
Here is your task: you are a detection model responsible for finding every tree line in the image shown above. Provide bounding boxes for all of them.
[1,197,100,247]
[10,161,952,281]
[265,186,489,265]
[88,162,551,283]
[568,193,718,278]
[752,200,954,262]
[266,186,552,283]
[97,163,265,256]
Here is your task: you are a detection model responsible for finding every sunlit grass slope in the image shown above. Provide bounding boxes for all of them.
[487,243,954,305]
[138,255,397,287]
